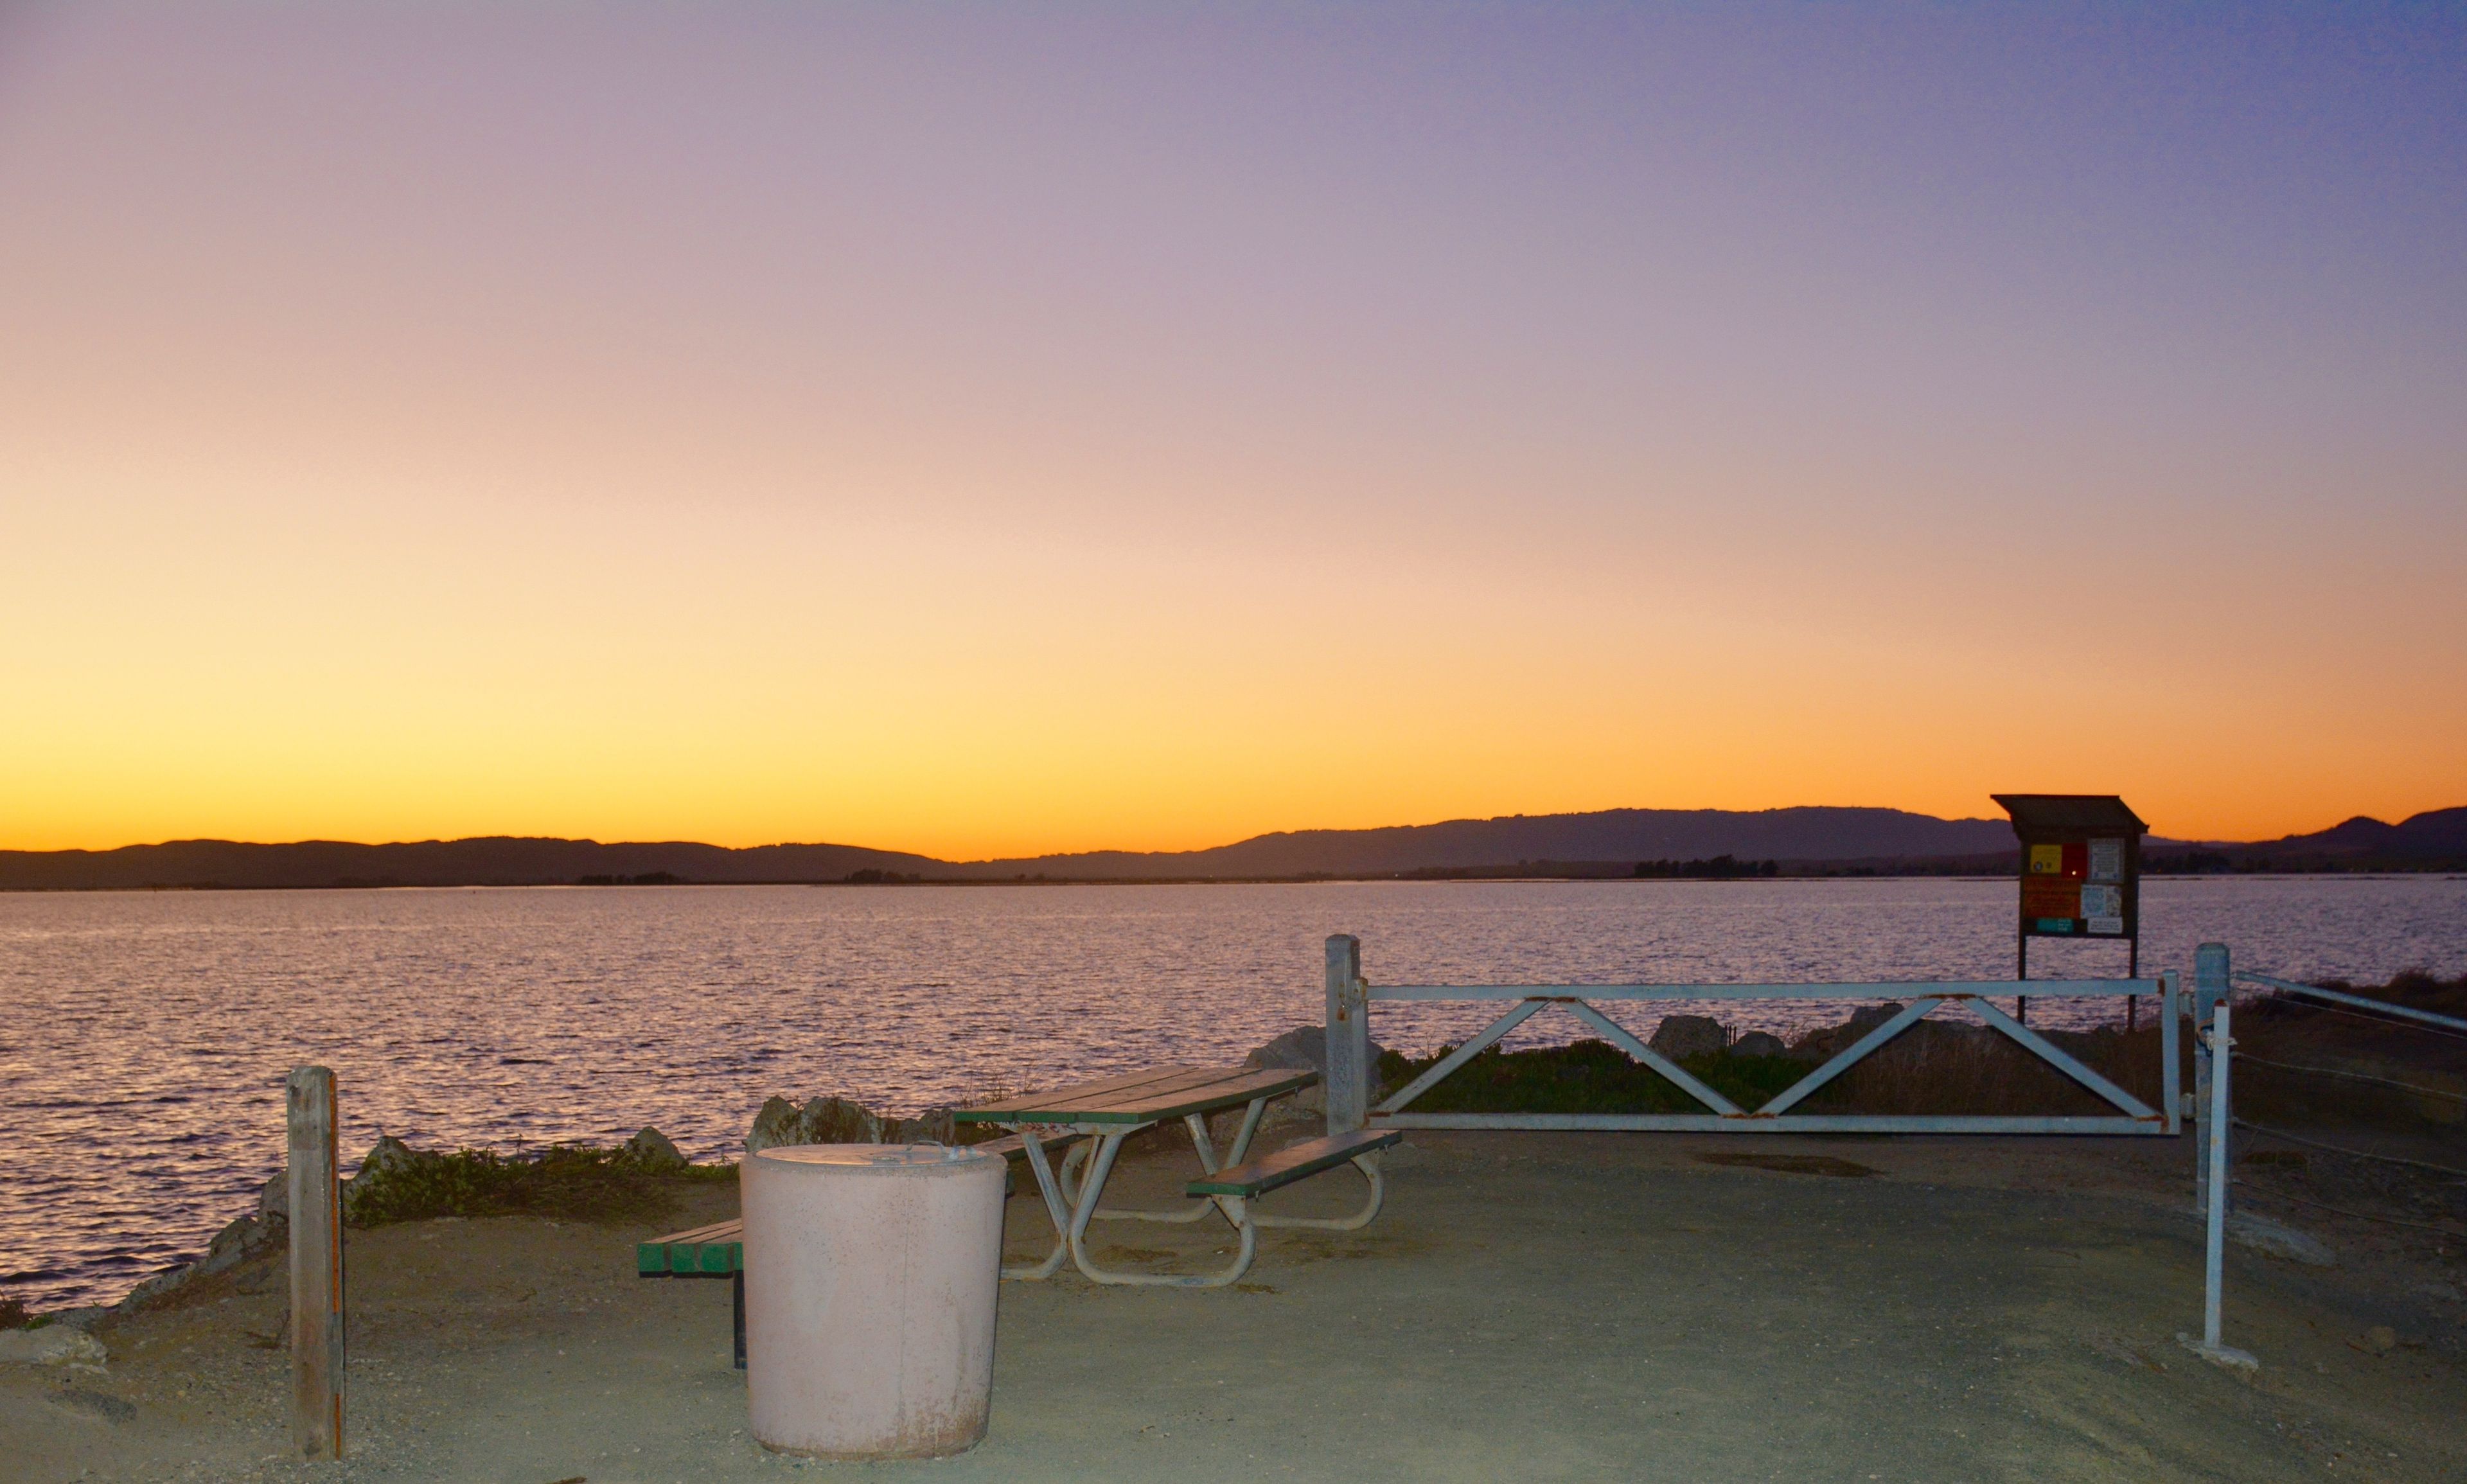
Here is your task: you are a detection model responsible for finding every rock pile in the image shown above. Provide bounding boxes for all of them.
[745,1096,958,1154]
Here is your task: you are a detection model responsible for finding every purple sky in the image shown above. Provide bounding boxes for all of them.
[3,4,2461,852]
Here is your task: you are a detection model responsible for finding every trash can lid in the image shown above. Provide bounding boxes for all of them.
[754,1143,996,1167]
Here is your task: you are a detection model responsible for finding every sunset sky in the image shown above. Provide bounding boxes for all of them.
[3,4,2461,858]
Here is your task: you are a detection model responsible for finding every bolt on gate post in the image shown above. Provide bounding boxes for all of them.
[287,1065,344,1460]
[1325,935,1368,1135]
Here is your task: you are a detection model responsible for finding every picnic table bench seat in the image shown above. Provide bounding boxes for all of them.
[1187,1127,1401,1199]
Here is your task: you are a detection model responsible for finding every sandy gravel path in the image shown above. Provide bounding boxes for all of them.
[7,1130,2461,1483]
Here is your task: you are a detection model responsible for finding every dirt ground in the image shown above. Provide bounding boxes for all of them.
[8,1127,2464,1484]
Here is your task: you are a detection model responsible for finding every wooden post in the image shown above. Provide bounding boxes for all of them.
[287,1066,344,1461]
[1325,935,1367,1135]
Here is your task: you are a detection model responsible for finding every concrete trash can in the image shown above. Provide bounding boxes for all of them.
[741,1142,1007,1459]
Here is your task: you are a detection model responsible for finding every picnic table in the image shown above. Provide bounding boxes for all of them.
[955,1063,1399,1289]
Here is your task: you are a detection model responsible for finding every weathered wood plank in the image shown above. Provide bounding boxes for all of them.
[1325,935,1368,1135]
[287,1066,343,1461]
[956,1065,1209,1117]
[1057,1066,1305,1116]
[962,1066,1313,1124]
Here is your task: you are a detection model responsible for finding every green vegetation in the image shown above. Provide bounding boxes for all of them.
[347,1145,732,1229]
[0,1293,30,1330]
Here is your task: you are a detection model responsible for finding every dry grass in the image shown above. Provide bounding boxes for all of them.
[1830,1021,2177,1117]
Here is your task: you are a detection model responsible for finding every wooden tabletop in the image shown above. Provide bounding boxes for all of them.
[952,1064,1316,1126]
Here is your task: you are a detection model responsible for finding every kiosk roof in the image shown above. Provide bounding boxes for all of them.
[1991,794,2148,835]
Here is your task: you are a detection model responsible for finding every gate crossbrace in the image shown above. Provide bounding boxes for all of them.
[1968,997,2154,1118]
[1756,998,1945,1116]
[1562,1000,1740,1115]
[1375,998,1547,1115]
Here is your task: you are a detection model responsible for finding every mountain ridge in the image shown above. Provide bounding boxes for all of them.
[4,802,2457,890]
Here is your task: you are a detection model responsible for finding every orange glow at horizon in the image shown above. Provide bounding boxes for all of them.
[4,8,2462,858]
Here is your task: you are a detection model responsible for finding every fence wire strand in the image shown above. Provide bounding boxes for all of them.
[2233,1118,2467,1180]
[2231,1050,2467,1103]
[2230,1178,2467,1237]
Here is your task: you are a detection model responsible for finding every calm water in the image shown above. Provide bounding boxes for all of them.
[4,876,2462,1310]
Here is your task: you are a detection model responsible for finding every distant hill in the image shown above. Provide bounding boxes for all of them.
[944,806,2023,879]
[2175,807,2467,870]
[0,836,944,892]
[4,802,2454,890]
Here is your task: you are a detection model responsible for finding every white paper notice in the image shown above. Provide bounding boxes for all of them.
[2079,883,2123,928]
[2089,838,2124,882]
[2089,917,2125,935]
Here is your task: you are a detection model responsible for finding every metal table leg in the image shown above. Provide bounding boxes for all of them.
[1092,1097,1270,1224]
[1002,1127,1077,1282]
[1253,1153,1387,1232]
[1066,1129,1259,1288]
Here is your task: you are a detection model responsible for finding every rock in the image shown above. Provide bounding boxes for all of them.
[197,1212,284,1278]
[1729,1031,1788,1059]
[0,1326,107,1370]
[257,1173,288,1223]
[1244,1025,1390,1100]
[1785,1003,1906,1061]
[2353,1325,2398,1356]
[1649,1015,1729,1062]
[745,1096,804,1154]
[745,1095,887,1154]
[623,1126,686,1172]
[112,1266,194,1314]
[886,1107,957,1145]
[342,1135,439,1223]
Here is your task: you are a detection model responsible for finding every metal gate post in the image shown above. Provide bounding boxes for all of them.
[2193,943,2229,1210]
[2187,1000,2256,1369]
[1325,934,1368,1135]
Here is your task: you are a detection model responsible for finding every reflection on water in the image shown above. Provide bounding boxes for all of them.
[3,876,2460,1309]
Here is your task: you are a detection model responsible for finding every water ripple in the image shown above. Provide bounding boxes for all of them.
[1,876,2459,1309]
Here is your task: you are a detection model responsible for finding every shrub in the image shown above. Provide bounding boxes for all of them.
[348,1144,693,1228]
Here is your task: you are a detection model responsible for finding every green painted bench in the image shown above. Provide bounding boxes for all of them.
[1186,1127,1401,1201]
[635,1132,1079,1368]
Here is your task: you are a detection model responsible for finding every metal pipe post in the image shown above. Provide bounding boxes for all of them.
[2188,1001,2256,1368]
[2192,942,2228,1211]
[1324,935,1368,1135]
[2203,1001,2230,1347]
[287,1066,344,1460]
